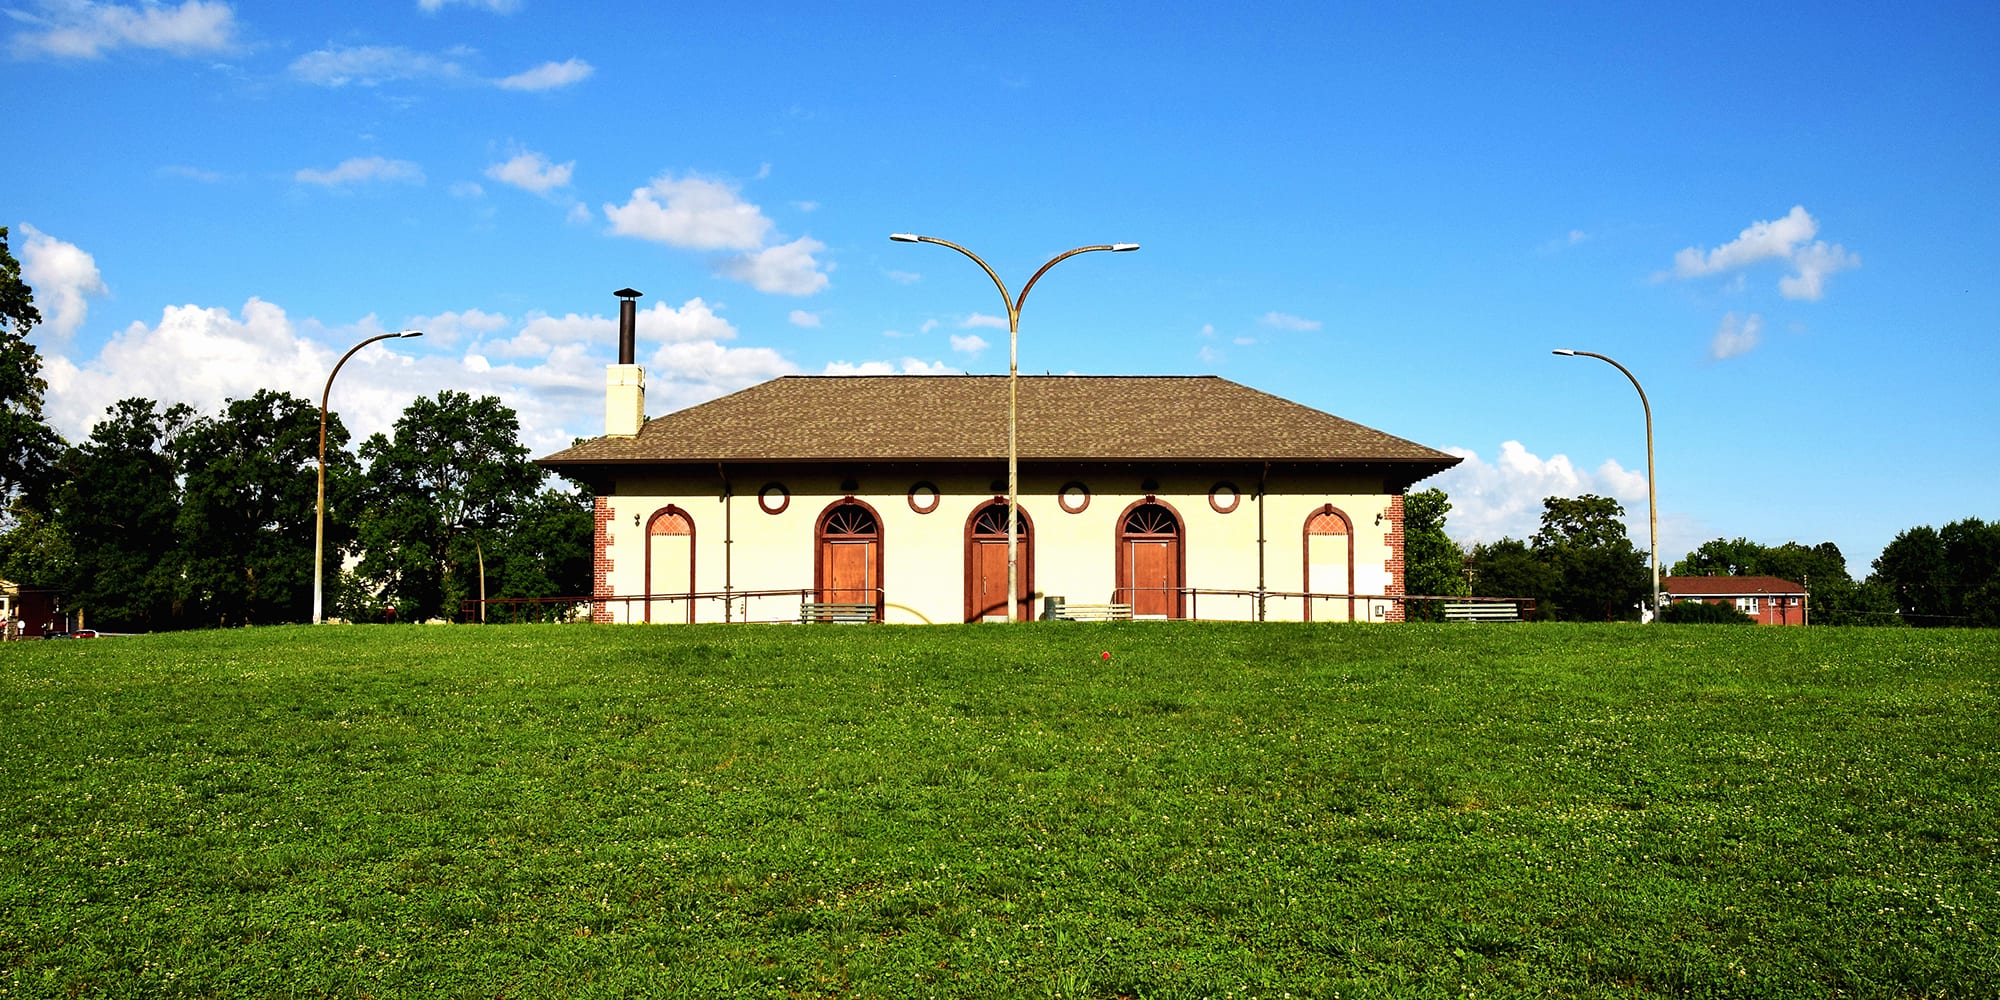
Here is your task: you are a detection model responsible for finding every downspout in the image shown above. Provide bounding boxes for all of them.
[1256,462,1269,622]
[718,463,733,623]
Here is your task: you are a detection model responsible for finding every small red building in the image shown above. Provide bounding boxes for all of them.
[1662,575,1808,625]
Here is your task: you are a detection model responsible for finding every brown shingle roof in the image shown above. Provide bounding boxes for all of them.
[1663,575,1806,597]
[539,374,1459,472]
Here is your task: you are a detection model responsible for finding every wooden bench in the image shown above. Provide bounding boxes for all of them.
[800,602,876,623]
[1442,601,1519,622]
[1051,602,1133,622]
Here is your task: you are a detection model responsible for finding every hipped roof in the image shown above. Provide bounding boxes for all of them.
[538,375,1459,479]
[1663,575,1807,597]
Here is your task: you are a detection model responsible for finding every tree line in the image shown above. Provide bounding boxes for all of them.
[1401,486,2000,627]
[1,227,590,631]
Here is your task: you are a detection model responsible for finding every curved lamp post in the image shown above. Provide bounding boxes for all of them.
[1552,349,1660,619]
[314,330,422,625]
[891,234,1138,622]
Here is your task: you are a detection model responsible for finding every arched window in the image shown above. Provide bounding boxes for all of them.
[645,507,695,624]
[1304,505,1354,621]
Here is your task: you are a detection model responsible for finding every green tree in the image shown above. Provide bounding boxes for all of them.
[1657,600,1755,624]
[1465,537,1556,619]
[171,390,356,626]
[355,391,543,621]
[1532,494,1649,621]
[490,479,594,601]
[1939,518,2000,627]
[53,398,191,630]
[1871,525,1951,627]
[1402,487,1467,620]
[0,226,65,518]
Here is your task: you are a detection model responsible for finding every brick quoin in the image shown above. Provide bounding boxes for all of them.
[1383,493,1407,623]
[592,496,615,624]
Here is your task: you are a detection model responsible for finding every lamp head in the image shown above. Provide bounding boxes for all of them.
[889,233,922,243]
[1111,243,1140,252]
[399,329,424,339]
[1551,349,1576,356]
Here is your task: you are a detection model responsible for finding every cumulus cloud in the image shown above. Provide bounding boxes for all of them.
[960,313,1007,330]
[1710,312,1762,360]
[295,157,424,187]
[949,334,988,355]
[496,58,592,91]
[603,174,772,251]
[1259,311,1321,332]
[717,236,831,296]
[15,223,107,342]
[9,0,236,59]
[1431,440,1650,546]
[406,308,509,347]
[484,149,573,193]
[1664,205,1859,300]
[787,310,820,328]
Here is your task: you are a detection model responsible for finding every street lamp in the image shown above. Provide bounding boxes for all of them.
[891,234,1139,622]
[1552,349,1661,618]
[314,330,422,625]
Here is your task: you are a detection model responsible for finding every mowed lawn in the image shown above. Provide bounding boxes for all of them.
[1,623,1995,999]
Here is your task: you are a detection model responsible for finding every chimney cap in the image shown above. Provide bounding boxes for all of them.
[614,287,643,299]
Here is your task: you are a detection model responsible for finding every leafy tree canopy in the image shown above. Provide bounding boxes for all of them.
[0,227,63,515]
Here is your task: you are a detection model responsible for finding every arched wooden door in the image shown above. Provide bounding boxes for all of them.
[965,501,1034,622]
[645,507,694,623]
[1304,505,1354,622]
[816,500,882,620]
[1117,501,1184,619]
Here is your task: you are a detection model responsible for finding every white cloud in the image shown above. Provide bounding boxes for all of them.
[295,157,425,187]
[15,223,107,342]
[885,270,920,285]
[788,310,821,328]
[718,236,831,296]
[564,203,591,225]
[449,181,485,198]
[1259,311,1321,332]
[406,308,509,347]
[495,58,592,91]
[484,149,573,193]
[1431,440,1650,546]
[419,0,522,12]
[1199,323,1215,338]
[603,174,772,251]
[1779,241,1860,301]
[1710,311,1762,360]
[821,358,956,375]
[1664,205,1858,300]
[289,45,466,87]
[1197,345,1223,364]
[9,0,236,59]
[960,313,1007,330]
[919,319,938,334]
[949,334,988,355]
[792,200,819,213]
[1232,336,1256,346]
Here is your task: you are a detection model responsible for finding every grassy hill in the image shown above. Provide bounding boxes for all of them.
[2,623,1995,998]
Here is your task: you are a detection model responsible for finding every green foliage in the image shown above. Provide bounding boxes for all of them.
[1466,537,1555,619]
[170,390,355,626]
[491,479,594,601]
[0,500,74,588]
[2,623,1995,997]
[0,226,64,515]
[355,391,545,620]
[1401,488,1467,620]
[1532,494,1650,621]
[1873,518,2000,627]
[1657,599,1755,624]
[51,398,192,630]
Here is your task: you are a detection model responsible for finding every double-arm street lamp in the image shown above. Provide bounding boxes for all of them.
[1552,349,1661,618]
[314,330,423,625]
[890,234,1139,622]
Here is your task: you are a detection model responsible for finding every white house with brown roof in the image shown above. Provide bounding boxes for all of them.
[538,352,1459,624]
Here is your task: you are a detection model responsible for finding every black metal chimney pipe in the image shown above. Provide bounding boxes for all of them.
[614,287,642,364]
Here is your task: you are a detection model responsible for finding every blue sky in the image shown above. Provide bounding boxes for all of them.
[8,1,1997,575]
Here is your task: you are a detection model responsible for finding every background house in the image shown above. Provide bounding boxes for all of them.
[1663,575,1809,625]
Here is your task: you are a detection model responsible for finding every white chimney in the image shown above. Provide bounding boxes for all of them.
[607,287,645,437]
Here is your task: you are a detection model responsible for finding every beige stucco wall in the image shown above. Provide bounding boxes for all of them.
[596,464,1401,624]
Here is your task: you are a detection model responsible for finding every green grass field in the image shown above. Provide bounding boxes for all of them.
[2,623,1995,998]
